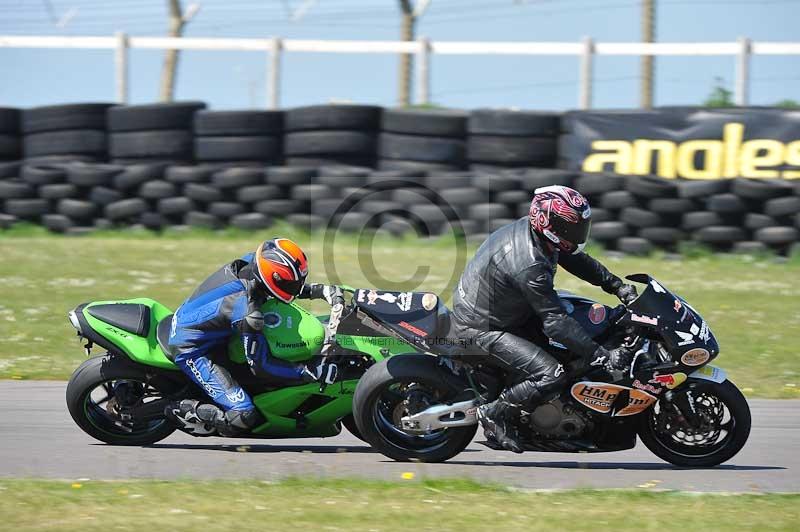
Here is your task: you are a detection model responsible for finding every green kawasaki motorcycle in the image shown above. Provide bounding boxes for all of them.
[65,287,425,446]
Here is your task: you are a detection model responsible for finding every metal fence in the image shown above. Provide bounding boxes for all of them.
[2,35,799,109]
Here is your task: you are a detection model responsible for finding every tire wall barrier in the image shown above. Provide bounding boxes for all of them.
[0,102,798,254]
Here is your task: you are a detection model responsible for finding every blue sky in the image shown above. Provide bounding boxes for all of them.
[1,0,799,110]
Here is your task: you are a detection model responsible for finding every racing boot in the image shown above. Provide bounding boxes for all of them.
[165,400,264,437]
[477,395,524,454]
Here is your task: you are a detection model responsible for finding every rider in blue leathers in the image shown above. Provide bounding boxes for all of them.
[164,238,326,436]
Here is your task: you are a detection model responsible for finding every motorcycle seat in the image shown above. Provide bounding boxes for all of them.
[86,303,150,337]
[156,314,176,360]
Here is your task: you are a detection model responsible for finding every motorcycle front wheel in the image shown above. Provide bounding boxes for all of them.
[637,379,751,467]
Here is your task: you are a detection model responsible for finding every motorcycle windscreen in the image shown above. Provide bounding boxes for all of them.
[353,289,442,349]
[625,274,719,360]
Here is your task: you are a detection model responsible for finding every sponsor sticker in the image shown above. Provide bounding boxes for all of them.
[588,303,606,324]
[421,292,438,311]
[263,312,282,329]
[681,348,710,366]
[631,379,662,395]
[570,382,656,416]
[674,299,682,312]
[398,320,428,338]
[397,292,412,312]
[366,290,378,305]
[675,330,695,347]
[650,280,666,293]
[356,290,366,303]
[649,372,687,389]
[631,313,658,326]
[698,321,711,342]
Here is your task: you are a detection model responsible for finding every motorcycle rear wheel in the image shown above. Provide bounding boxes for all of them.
[637,379,751,467]
[353,355,477,463]
[66,355,178,446]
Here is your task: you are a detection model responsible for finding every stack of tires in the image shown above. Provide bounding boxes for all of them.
[107,102,205,164]
[193,110,284,167]
[467,109,560,171]
[283,105,380,168]
[378,108,468,172]
[21,104,112,163]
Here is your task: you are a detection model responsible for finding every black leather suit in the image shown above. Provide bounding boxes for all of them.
[451,217,622,407]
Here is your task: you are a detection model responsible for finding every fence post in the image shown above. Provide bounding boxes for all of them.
[735,36,751,106]
[415,36,431,105]
[579,36,594,110]
[114,32,129,104]
[267,37,282,109]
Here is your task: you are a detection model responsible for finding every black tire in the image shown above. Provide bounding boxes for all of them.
[316,173,367,188]
[39,183,78,200]
[744,213,777,231]
[378,159,462,173]
[66,355,178,446]
[42,213,74,233]
[185,211,222,229]
[21,164,67,186]
[693,226,746,245]
[236,185,283,203]
[4,198,48,219]
[764,197,800,219]
[494,189,529,205]
[23,130,106,158]
[589,207,614,222]
[472,173,520,193]
[0,134,20,159]
[57,199,97,220]
[285,104,381,132]
[599,190,637,210]
[253,199,304,217]
[592,221,629,241]
[195,136,281,162]
[0,179,36,199]
[626,175,678,198]
[754,226,798,246]
[230,212,272,230]
[677,179,730,199]
[158,197,196,216]
[112,163,169,190]
[105,198,148,220]
[107,101,205,132]
[340,414,366,441]
[468,203,511,221]
[682,211,723,231]
[286,213,326,229]
[139,180,178,200]
[211,167,264,189]
[382,108,467,137]
[109,130,193,159]
[265,166,317,186]
[165,165,215,184]
[468,109,560,136]
[366,173,425,189]
[733,241,769,254]
[379,133,465,163]
[648,197,696,214]
[22,103,113,134]
[425,173,473,190]
[67,163,124,187]
[184,183,224,203]
[208,201,246,219]
[467,135,556,165]
[638,226,686,245]
[637,379,751,467]
[291,184,335,201]
[285,131,376,156]
[194,110,283,136]
[355,200,404,216]
[352,355,477,463]
[89,186,124,206]
[287,155,376,168]
[731,178,790,201]
[616,236,653,255]
[707,193,748,214]
[620,207,664,228]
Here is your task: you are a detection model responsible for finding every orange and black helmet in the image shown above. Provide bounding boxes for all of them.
[254,238,309,303]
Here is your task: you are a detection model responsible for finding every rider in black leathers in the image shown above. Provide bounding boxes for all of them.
[451,185,637,453]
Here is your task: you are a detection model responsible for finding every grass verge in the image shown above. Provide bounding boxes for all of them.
[0,478,798,531]
[0,224,798,397]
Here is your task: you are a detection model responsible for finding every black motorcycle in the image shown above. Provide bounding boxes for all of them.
[351,274,751,466]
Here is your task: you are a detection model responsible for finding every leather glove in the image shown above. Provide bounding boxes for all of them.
[301,359,338,384]
[300,283,342,306]
[589,346,632,373]
[615,283,638,305]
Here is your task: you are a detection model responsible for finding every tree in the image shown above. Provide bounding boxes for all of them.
[159,1,201,102]
[703,77,734,108]
[774,99,800,109]
[397,0,431,107]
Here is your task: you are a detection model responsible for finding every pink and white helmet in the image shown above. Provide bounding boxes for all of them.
[529,185,592,254]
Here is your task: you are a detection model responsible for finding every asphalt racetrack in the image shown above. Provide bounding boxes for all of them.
[2,381,797,492]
